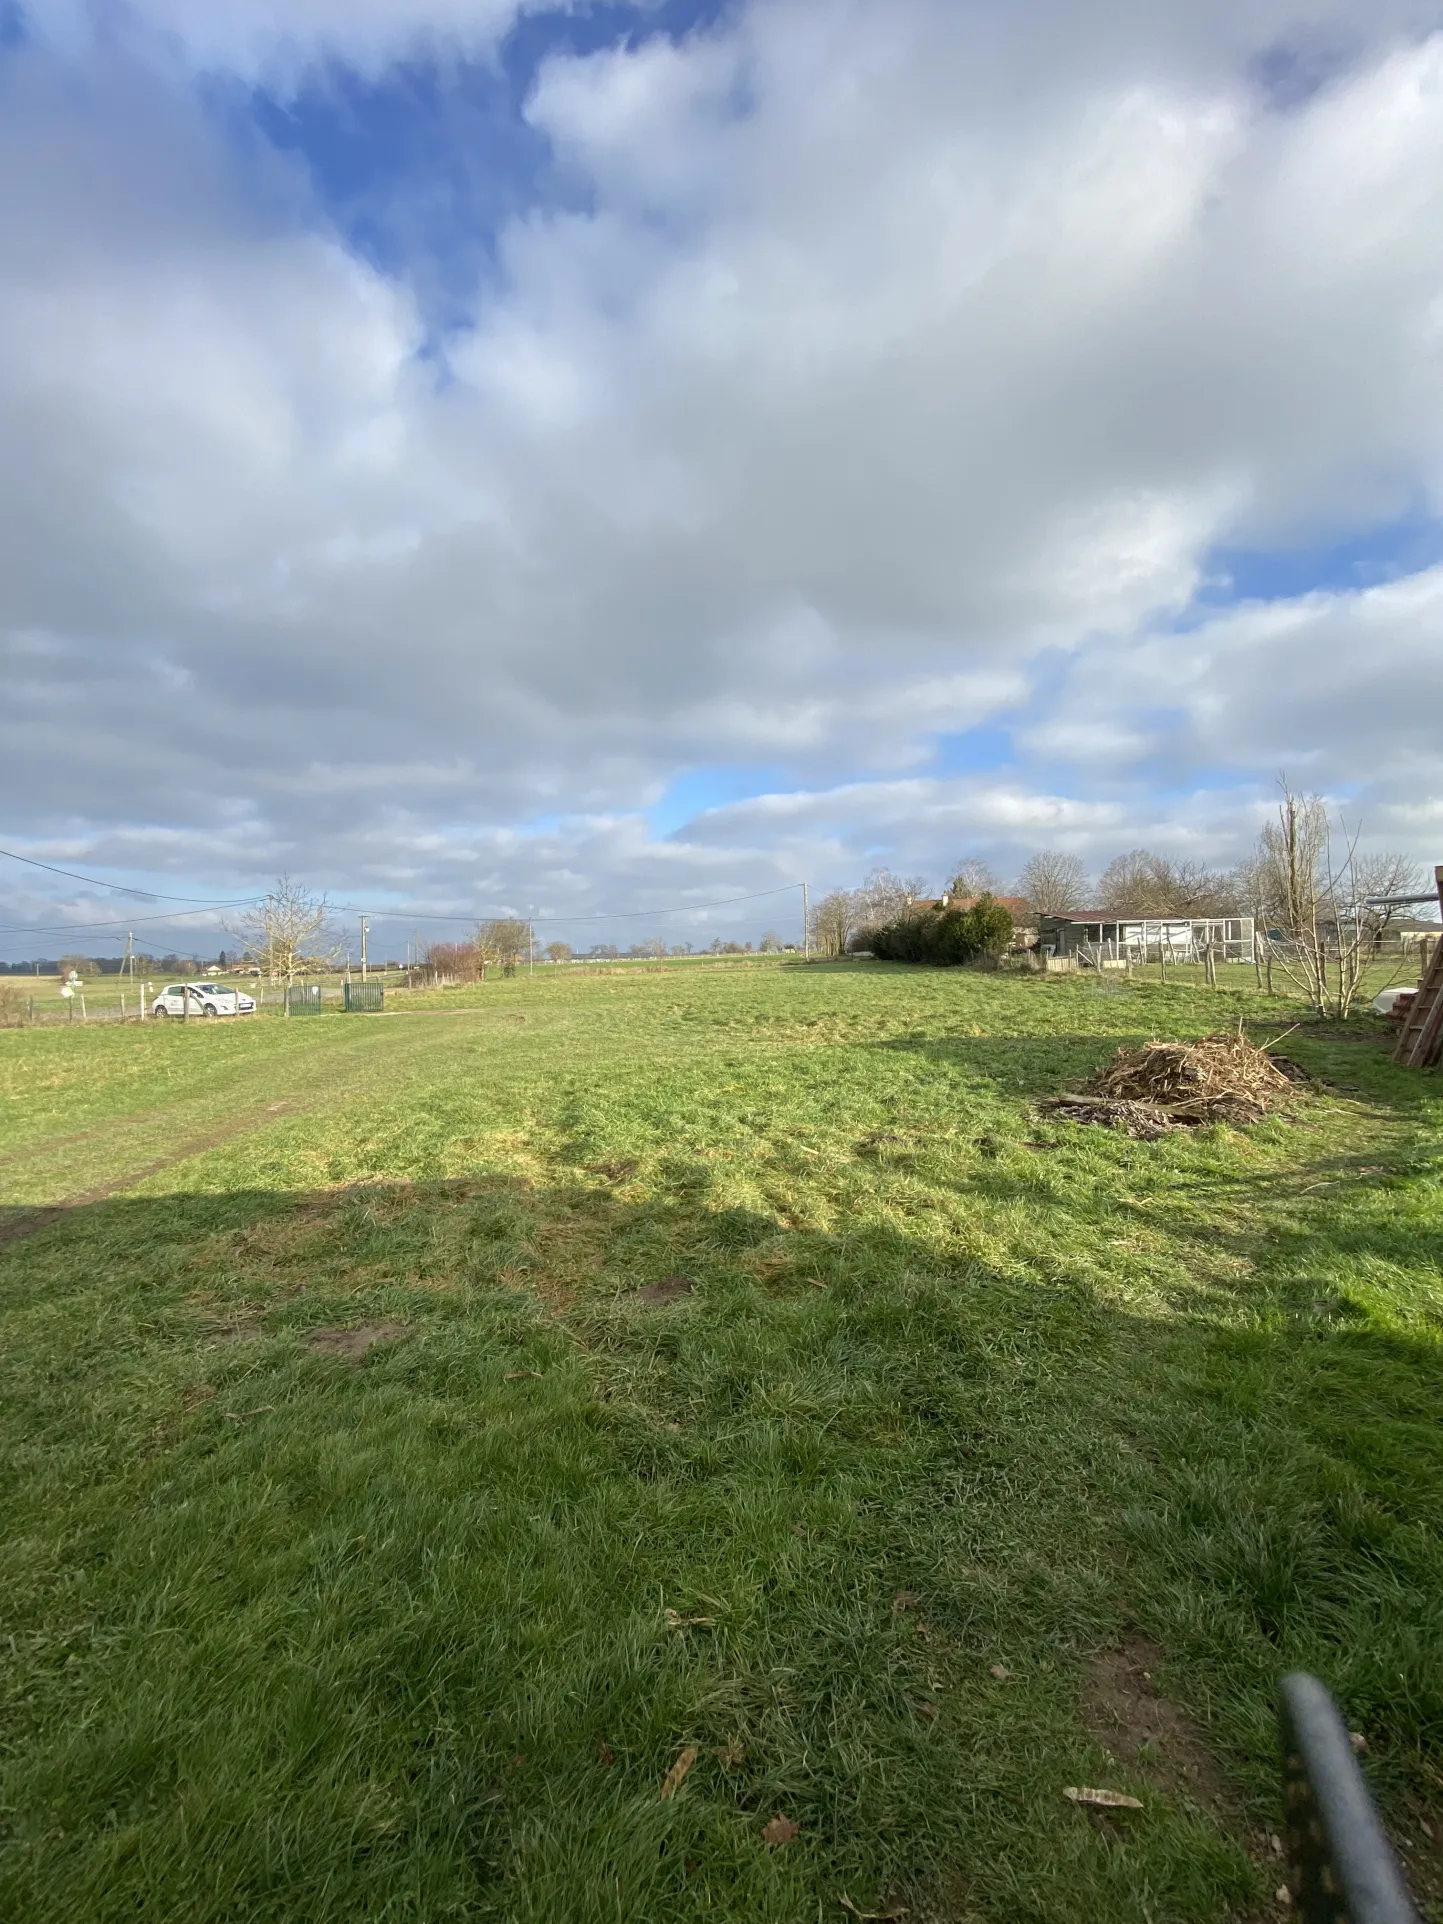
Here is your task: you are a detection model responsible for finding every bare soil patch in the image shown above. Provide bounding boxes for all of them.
[303,1322,411,1361]
[1081,1635,1235,1817]
[634,1274,696,1305]
[588,1159,640,1182]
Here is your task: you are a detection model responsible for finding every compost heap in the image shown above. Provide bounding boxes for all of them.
[1043,1030,1300,1139]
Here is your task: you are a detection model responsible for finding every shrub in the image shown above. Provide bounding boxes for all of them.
[870,895,1014,967]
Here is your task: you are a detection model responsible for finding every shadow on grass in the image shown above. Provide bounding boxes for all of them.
[3,1175,1443,1923]
[871,1021,1436,1110]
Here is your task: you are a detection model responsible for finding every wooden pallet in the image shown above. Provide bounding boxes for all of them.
[1394,865,1443,1068]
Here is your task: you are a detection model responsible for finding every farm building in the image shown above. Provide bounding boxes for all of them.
[1038,911,1255,965]
[1378,915,1442,952]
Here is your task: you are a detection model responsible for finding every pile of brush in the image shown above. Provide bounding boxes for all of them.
[1042,1029,1301,1139]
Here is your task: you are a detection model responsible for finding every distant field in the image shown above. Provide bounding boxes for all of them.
[1,953,799,1023]
[2,962,1441,1922]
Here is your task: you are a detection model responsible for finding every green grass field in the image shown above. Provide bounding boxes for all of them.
[2,961,1441,1922]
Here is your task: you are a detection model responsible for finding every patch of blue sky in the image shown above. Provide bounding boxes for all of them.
[649,762,791,837]
[1248,36,1356,112]
[218,0,736,335]
[927,725,1015,779]
[1188,509,1443,620]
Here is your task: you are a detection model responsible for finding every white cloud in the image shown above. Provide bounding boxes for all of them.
[3,0,1443,947]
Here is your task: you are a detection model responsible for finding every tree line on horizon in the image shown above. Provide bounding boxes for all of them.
[807,787,1429,966]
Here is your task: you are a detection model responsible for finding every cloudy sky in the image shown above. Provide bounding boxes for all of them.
[3,0,1443,958]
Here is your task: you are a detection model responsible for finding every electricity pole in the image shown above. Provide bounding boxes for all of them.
[360,916,369,981]
[801,882,809,961]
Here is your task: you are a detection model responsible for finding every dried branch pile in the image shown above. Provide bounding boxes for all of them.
[1042,1031,1300,1139]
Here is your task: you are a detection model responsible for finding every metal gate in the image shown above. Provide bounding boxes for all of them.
[286,984,327,1014]
[344,981,384,1012]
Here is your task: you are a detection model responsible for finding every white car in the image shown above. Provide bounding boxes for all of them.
[151,982,256,1018]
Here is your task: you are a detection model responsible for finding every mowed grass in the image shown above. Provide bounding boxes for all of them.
[2,961,1442,1923]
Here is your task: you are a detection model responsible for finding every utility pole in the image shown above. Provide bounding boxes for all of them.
[801,881,809,962]
[528,920,535,977]
[360,916,369,981]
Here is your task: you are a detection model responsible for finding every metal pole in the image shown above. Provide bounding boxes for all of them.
[802,882,809,961]
[361,916,369,981]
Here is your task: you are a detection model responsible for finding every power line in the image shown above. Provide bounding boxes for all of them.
[0,844,262,905]
[330,883,804,927]
[0,901,260,938]
[0,876,804,943]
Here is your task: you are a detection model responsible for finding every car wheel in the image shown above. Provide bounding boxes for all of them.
[153,1006,168,1019]
[203,1005,218,1017]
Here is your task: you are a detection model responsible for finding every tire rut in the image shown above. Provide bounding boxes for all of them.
[0,1102,297,1250]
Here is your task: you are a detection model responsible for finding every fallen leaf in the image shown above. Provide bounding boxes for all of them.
[595,1737,615,1767]
[761,1815,800,1845]
[989,1664,1010,1681]
[1274,1886,1292,1906]
[892,1589,920,1612]
[839,1897,910,1920]
[664,1608,715,1630]
[1268,1832,1283,1857]
[1063,1786,1143,1810]
[660,1746,698,1801]
[716,1739,745,1769]
[913,1698,940,1723]
[808,1278,829,1289]
[1350,1731,1368,1754]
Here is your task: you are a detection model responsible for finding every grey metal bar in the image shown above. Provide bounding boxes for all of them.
[1279,1674,1417,1924]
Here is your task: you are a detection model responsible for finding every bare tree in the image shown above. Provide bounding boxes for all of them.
[758,929,784,952]
[809,890,854,958]
[851,868,930,943]
[1253,784,1376,1018]
[543,940,573,963]
[1015,851,1089,916]
[1097,849,1235,916]
[235,877,335,1012]
[947,857,1001,899]
[421,940,480,985]
[1352,852,1427,938]
[478,917,530,977]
